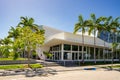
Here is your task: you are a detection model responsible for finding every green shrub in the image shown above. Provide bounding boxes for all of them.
[30,64,43,68]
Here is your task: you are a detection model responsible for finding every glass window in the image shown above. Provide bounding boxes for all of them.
[72,45,78,51]
[64,52,68,59]
[90,47,94,59]
[84,47,86,51]
[64,44,71,50]
[52,45,60,51]
[100,48,103,59]
[79,46,82,51]
[79,46,86,51]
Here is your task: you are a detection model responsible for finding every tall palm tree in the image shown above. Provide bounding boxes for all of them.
[7,26,22,58]
[109,17,120,65]
[102,16,112,62]
[111,42,118,67]
[18,17,40,58]
[73,15,86,64]
[116,30,120,62]
[87,14,105,63]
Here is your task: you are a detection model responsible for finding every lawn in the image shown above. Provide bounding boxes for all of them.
[111,65,120,68]
[0,64,43,70]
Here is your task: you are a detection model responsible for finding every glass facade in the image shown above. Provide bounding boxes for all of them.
[48,44,119,61]
[99,31,120,43]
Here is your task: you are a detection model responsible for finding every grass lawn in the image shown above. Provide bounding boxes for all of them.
[0,64,43,70]
[112,65,120,68]
[0,58,27,61]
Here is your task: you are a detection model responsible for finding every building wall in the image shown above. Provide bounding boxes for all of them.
[37,26,119,61]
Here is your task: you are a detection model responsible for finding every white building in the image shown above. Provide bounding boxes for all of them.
[37,25,120,63]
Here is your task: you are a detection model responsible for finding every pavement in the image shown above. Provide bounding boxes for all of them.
[0,64,120,80]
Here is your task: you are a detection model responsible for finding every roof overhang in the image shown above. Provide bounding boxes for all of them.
[43,32,111,48]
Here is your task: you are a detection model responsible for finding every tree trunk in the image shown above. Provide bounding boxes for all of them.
[28,50,32,68]
[94,29,96,64]
[82,31,84,64]
[104,38,106,63]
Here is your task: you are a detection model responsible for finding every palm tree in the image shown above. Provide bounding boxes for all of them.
[73,15,86,64]
[109,17,120,65]
[2,37,12,45]
[102,16,112,63]
[18,17,39,31]
[111,42,118,67]
[0,39,3,46]
[87,13,105,63]
[8,26,21,40]
[18,17,40,58]
[7,26,22,58]
[1,37,13,58]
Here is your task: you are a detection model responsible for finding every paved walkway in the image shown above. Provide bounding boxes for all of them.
[0,69,120,80]
[0,64,120,80]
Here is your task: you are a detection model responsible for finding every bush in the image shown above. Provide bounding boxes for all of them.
[30,64,43,68]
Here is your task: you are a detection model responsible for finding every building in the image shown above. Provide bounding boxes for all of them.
[37,25,120,63]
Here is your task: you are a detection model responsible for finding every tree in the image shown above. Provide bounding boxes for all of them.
[111,42,118,67]
[73,15,86,63]
[8,26,21,40]
[87,13,106,63]
[17,17,41,58]
[0,38,13,58]
[100,16,112,63]
[14,26,45,68]
[7,26,22,58]
[18,17,39,31]
[109,17,120,66]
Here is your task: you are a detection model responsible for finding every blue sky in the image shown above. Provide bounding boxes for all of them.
[0,0,120,38]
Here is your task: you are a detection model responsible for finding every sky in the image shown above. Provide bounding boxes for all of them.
[0,0,120,39]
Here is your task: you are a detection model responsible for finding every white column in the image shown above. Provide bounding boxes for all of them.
[61,43,64,60]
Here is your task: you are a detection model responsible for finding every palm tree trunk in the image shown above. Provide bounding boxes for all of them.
[111,33,115,68]
[94,29,96,64]
[103,32,106,63]
[82,31,84,64]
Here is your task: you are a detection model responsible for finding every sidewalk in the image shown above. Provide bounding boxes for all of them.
[44,64,120,72]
